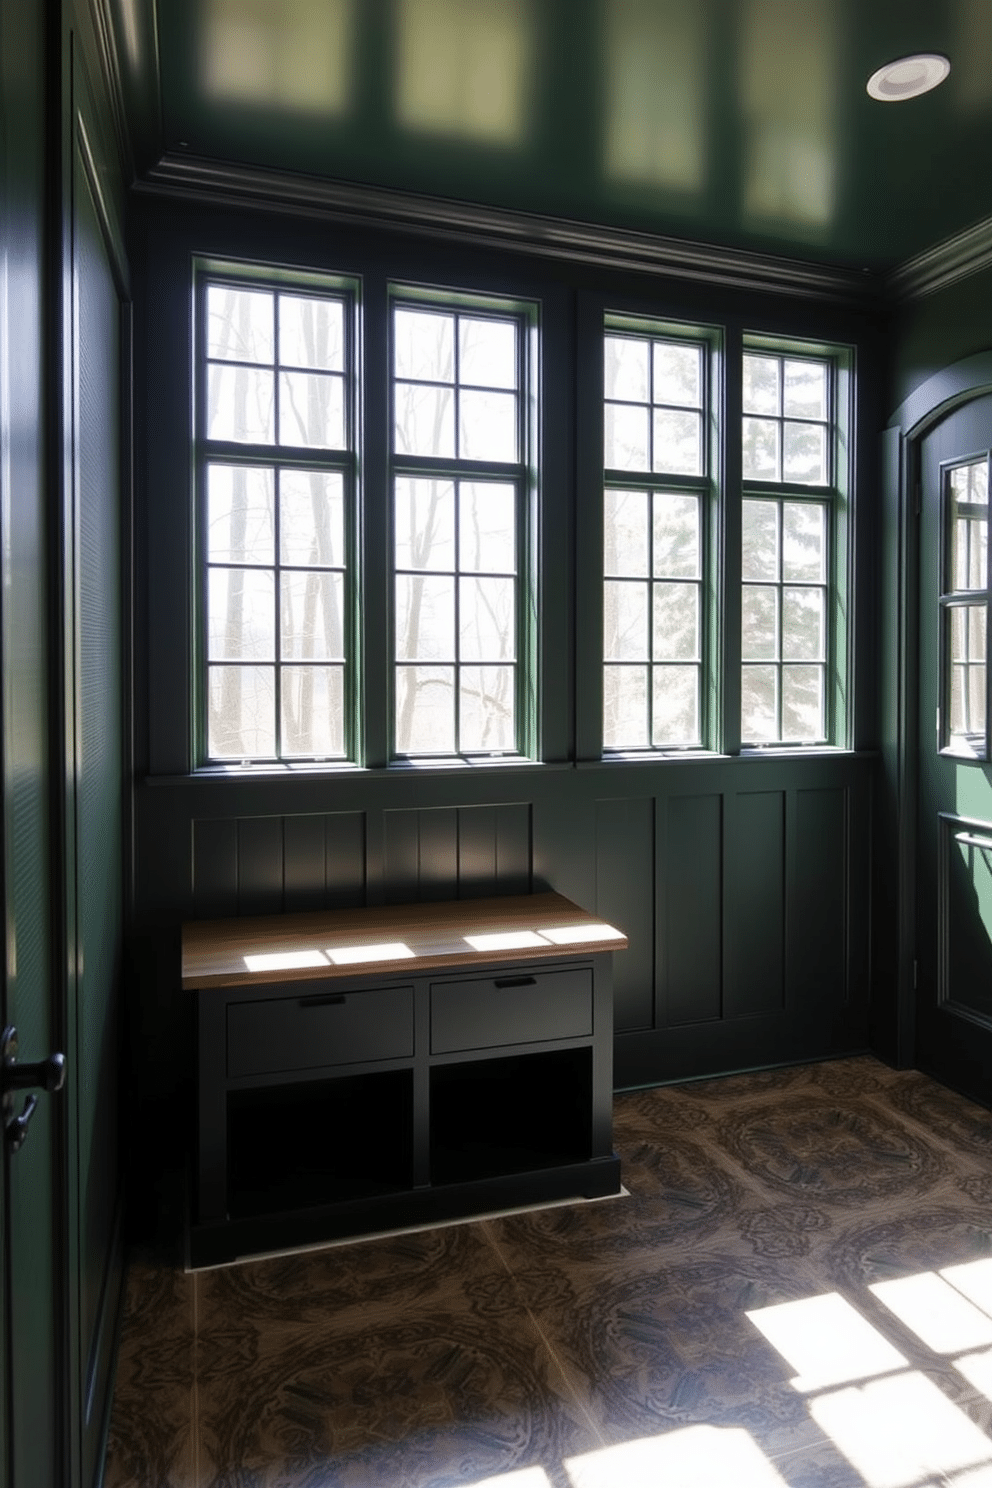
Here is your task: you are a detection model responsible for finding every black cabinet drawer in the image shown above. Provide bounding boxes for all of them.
[227,986,414,1077]
[430,967,592,1054]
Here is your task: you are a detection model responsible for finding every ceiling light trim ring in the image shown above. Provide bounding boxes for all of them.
[867,54,950,103]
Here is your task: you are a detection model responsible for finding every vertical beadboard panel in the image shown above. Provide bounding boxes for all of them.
[382,810,421,904]
[191,818,238,917]
[282,814,329,911]
[665,794,723,1026]
[788,787,848,1007]
[458,804,497,897]
[724,791,785,1017]
[595,797,654,1033]
[236,817,284,915]
[495,803,532,895]
[417,807,459,900]
[324,811,367,907]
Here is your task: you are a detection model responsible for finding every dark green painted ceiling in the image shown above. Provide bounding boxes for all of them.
[128,0,992,271]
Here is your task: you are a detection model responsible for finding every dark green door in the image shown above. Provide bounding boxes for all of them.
[917,394,992,1102]
[0,0,61,1482]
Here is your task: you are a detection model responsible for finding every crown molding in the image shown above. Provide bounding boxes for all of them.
[137,153,879,307]
[888,213,992,303]
[82,0,135,182]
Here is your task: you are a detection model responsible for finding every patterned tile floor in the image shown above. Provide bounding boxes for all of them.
[104,1057,992,1487]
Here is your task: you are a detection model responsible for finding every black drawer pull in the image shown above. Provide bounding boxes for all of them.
[493,975,537,989]
[298,992,347,1008]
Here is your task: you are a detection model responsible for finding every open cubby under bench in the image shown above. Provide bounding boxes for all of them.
[185,891,627,1268]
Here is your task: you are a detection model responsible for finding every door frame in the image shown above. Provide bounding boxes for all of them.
[882,350,992,1071]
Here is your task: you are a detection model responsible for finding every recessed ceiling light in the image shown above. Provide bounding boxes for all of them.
[867,54,950,102]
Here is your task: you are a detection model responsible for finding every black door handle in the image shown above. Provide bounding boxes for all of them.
[2,1026,66,1156]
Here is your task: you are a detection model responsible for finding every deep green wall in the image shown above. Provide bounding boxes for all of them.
[890,267,992,419]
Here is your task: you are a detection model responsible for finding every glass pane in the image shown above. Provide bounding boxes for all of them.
[783,587,824,661]
[279,371,345,448]
[459,318,516,389]
[604,336,649,402]
[459,483,515,573]
[394,381,455,457]
[949,605,988,746]
[207,465,274,565]
[741,664,778,743]
[949,462,989,592]
[783,421,827,484]
[603,665,649,748]
[784,359,827,420]
[278,295,344,371]
[280,471,345,568]
[460,666,515,751]
[653,343,701,408]
[653,582,698,661]
[208,568,274,660]
[281,666,344,756]
[742,585,778,660]
[207,365,274,443]
[395,665,455,753]
[394,309,454,382]
[783,501,825,582]
[395,479,455,571]
[460,576,515,661]
[783,665,824,741]
[743,354,779,415]
[280,571,344,661]
[654,492,699,578]
[208,665,276,758]
[207,286,274,364]
[605,402,649,470]
[395,575,454,661]
[950,663,968,740]
[653,408,701,475]
[652,665,699,746]
[604,580,649,661]
[742,417,779,481]
[604,489,649,576]
[742,500,779,581]
[459,388,517,462]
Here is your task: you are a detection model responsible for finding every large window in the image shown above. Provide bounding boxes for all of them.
[198,272,356,763]
[390,294,534,759]
[601,320,850,756]
[196,268,536,767]
[602,320,713,751]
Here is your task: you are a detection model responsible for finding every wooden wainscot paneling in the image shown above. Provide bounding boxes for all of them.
[191,811,367,918]
[788,786,849,1009]
[724,790,786,1017]
[595,796,654,1033]
[382,803,531,903]
[663,793,723,1027]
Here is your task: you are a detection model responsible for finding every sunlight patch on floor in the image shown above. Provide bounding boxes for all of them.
[809,1370,992,1488]
[746,1291,907,1392]
[564,1426,790,1488]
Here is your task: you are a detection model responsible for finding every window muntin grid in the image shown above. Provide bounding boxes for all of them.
[604,334,704,476]
[742,353,831,486]
[741,497,828,744]
[200,278,353,763]
[390,299,528,758]
[942,458,990,757]
[603,487,703,750]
